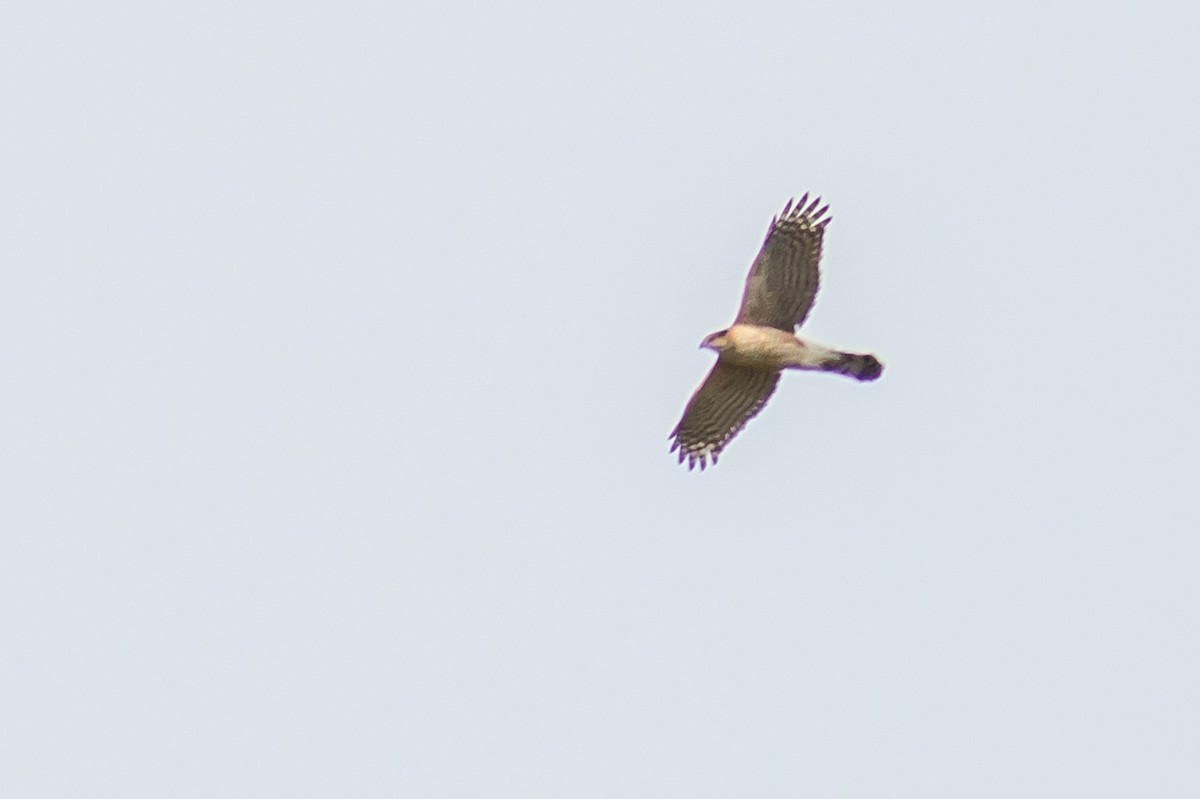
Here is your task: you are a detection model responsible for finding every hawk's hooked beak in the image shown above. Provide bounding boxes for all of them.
[699,334,716,351]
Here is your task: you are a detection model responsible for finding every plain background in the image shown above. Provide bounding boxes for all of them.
[4,1,1200,796]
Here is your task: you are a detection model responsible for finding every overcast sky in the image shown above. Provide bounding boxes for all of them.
[4,1,1200,796]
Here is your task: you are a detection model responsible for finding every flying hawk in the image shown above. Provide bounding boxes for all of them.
[670,195,883,470]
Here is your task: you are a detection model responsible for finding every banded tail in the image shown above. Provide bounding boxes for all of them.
[823,352,883,381]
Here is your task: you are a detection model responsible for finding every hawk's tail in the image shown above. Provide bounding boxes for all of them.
[822,352,883,382]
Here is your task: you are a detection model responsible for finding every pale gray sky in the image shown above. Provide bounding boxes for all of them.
[4,1,1200,796]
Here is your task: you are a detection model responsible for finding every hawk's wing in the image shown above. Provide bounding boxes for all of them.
[734,195,830,331]
[669,361,780,471]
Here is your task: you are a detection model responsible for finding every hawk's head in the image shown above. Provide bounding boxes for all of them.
[700,330,730,352]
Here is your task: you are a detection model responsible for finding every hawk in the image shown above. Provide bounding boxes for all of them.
[670,194,883,470]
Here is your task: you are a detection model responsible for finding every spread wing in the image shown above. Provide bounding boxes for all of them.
[669,361,780,471]
[734,194,830,331]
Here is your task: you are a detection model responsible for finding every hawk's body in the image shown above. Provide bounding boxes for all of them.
[670,195,882,470]
[708,325,840,371]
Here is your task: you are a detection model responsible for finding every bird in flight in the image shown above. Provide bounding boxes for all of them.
[670,195,883,470]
